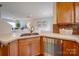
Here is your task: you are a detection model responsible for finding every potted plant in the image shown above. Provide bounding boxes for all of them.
[15,20,20,29]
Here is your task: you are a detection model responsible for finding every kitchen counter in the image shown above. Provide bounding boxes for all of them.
[0,33,40,45]
[0,32,79,44]
[40,32,79,43]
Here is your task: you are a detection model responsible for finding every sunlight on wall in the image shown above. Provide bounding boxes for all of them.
[7,22,16,28]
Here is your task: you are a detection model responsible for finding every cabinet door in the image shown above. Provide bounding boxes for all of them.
[75,43,79,56]
[31,37,40,56]
[43,37,54,56]
[0,48,1,56]
[54,39,63,56]
[56,2,74,24]
[18,39,30,56]
[9,40,18,56]
[63,40,76,56]
[0,43,2,56]
[75,2,79,23]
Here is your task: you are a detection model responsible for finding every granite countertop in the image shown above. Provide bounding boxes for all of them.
[0,32,79,44]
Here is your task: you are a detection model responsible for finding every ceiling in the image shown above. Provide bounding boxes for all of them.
[0,2,54,20]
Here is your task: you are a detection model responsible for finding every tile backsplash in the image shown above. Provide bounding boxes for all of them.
[59,28,73,35]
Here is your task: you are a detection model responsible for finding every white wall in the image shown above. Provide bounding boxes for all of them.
[0,20,12,34]
[31,3,56,33]
[33,17,53,33]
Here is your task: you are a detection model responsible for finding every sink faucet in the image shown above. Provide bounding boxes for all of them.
[28,26,34,33]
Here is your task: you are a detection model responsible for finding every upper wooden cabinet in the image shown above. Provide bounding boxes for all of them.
[75,3,79,23]
[56,2,74,24]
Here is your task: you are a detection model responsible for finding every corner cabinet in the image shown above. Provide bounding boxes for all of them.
[43,37,63,56]
[0,36,41,56]
[0,40,18,56]
[54,39,63,56]
[62,40,76,56]
[43,36,79,56]
[43,37,54,56]
[62,40,79,56]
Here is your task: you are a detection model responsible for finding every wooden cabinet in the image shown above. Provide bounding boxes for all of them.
[62,40,79,56]
[18,39,31,56]
[31,37,40,56]
[9,40,18,56]
[0,43,2,56]
[56,2,79,24]
[43,37,54,56]
[18,37,41,56]
[75,2,79,23]
[0,37,41,56]
[74,42,79,56]
[53,39,79,56]
[74,3,79,34]
[54,39,63,56]
[43,36,79,56]
[56,2,74,24]
[0,40,18,56]
[54,2,79,35]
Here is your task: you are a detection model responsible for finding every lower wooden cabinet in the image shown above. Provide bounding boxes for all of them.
[0,37,41,56]
[43,37,79,56]
[62,40,79,56]
[43,37,63,56]
[9,40,18,56]
[0,40,18,56]
[74,42,79,56]
[54,39,63,56]
[62,40,76,56]
[18,39,30,56]
[18,37,41,56]
[43,37,54,56]
[31,37,41,56]
[0,36,79,56]
[0,48,1,56]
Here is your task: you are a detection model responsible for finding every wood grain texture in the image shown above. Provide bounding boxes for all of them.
[56,2,74,24]
[18,39,30,56]
[62,40,76,56]
[18,37,41,56]
[31,37,41,56]
[9,40,18,56]
[75,2,79,23]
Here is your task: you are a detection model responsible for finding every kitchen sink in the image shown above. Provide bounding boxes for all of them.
[20,33,39,37]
